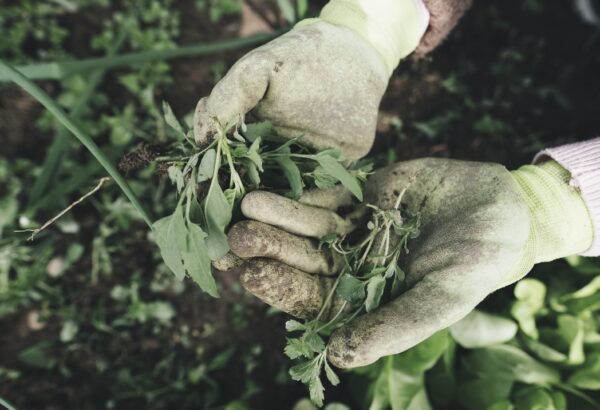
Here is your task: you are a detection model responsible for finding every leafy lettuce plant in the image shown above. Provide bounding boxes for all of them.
[348,256,600,410]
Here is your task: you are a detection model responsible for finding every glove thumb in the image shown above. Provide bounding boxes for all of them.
[194,53,271,145]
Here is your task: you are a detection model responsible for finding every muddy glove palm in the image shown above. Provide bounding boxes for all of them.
[194,0,429,160]
[223,158,593,368]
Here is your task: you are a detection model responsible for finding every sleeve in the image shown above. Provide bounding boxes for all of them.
[310,0,429,75]
[533,137,600,256]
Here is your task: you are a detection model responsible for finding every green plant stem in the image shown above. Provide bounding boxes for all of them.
[0,60,153,229]
[0,396,17,410]
[0,32,283,82]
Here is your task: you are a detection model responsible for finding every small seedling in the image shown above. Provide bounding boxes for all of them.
[284,191,421,406]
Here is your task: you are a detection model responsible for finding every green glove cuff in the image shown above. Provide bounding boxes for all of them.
[297,0,429,76]
[511,160,594,271]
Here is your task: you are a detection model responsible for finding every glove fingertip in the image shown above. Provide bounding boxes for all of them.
[328,321,384,369]
[327,327,364,369]
[212,252,245,271]
[227,221,257,258]
[193,97,214,146]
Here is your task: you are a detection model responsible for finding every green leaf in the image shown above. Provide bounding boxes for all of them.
[324,404,350,410]
[457,378,513,410]
[556,276,600,314]
[309,376,325,407]
[204,173,232,260]
[557,315,585,365]
[243,121,272,142]
[290,359,318,383]
[485,400,514,410]
[183,223,218,297]
[296,0,308,18]
[245,137,263,171]
[512,278,546,339]
[521,336,567,363]
[275,156,304,199]
[167,165,184,193]
[286,320,306,332]
[304,333,326,353]
[382,359,427,410]
[243,159,261,186]
[276,155,303,199]
[568,353,600,390]
[285,338,314,359]
[324,361,340,386]
[313,165,338,190]
[152,206,187,280]
[197,148,216,182]
[565,255,600,275]
[514,279,546,310]
[277,0,296,23]
[225,401,251,410]
[162,100,186,139]
[514,387,561,410]
[387,372,428,410]
[463,344,560,385]
[364,331,449,410]
[183,153,200,176]
[315,154,363,201]
[336,274,366,304]
[365,276,386,313]
[449,309,518,348]
[396,330,450,375]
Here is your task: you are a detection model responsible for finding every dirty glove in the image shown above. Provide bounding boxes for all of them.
[194,0,429,160]
[223,158,593,368]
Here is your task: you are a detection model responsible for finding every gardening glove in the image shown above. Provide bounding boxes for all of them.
[222,158,594,368]
[194,0,429,160]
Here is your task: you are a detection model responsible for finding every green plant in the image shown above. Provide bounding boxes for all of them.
[155,111,368,296]
[347,256,600,410]
[284,195,421,406]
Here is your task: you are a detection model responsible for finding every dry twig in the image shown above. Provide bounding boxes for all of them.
[16,177,111,240]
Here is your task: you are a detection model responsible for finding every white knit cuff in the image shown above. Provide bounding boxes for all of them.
[534,137,600,257]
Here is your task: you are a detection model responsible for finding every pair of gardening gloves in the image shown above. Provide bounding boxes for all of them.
[193,0,595,368]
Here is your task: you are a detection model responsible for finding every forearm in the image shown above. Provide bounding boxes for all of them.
[534,137,600,256]
[300,0,430,74]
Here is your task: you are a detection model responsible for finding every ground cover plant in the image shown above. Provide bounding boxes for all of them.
[1,1,600,409]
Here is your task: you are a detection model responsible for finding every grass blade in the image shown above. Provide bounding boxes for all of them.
[0,59,153,229]
[0,32,282,82]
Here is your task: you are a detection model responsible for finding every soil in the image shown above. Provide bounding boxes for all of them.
[0,1,599,409]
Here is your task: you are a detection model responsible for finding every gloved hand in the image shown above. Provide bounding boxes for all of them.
[221,158,593,368]
[194,0,429,160]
